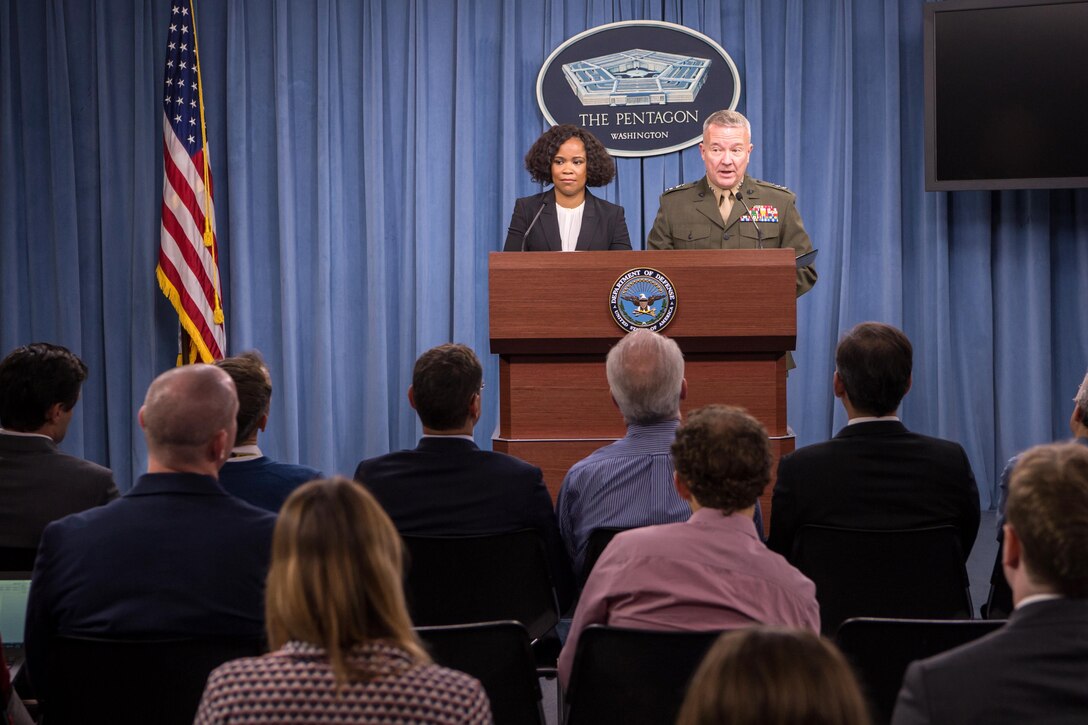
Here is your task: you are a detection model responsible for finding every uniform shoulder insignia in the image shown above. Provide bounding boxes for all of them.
[662,181,697,194]
[752,178,794,194]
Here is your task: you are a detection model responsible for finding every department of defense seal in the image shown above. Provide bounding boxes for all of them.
[609,268,677,332]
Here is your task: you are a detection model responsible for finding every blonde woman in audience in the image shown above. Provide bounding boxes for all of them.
[194,477,490,724]
[676,627,870,725]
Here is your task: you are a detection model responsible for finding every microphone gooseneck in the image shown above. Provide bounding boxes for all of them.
[734,192,764,249]
[520,202,548,252]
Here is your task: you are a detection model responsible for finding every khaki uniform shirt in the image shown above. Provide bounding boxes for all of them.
[646,175,817,298]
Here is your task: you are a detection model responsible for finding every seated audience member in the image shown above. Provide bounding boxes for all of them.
[0,343,118,550]
[24,365,276,698]
[558,330,763,577]
[677,628,870,725]
[987,367,1088,616]
[354,343,574,609]
[215,351,322,512]
[768,322,979,560]
[558,405,819,686]
[195,477,491,724]
[892,442,1088,724]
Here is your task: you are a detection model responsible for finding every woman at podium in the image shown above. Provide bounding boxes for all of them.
[503,124,631,252]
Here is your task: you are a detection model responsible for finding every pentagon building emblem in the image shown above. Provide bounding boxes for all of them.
[562,49,711,107]
[610,268,677,332]
[537,21,740,157]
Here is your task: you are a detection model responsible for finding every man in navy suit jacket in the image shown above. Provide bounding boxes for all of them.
[892,442,1088,724]
[767,322,979,560]
[24,365,276,698]
[355,343,574,610]
[215,351,322,513]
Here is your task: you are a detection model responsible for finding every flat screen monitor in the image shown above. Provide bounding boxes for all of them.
[924,0,1088,190]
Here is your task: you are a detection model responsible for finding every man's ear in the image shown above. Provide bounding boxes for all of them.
[407,385,417,411]
[833,371,846,399]
[258,410,269,432]
[673,471,693,502]
[679,378,688,401]
[469,390,482,421]
[45,401,66,423]
[1002,524,1021,570]
[209,428,231,464]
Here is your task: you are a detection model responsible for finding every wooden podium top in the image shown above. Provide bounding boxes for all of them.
[489,249,796,355]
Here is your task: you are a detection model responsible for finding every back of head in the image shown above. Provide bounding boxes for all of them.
[702,109,751,137]
[266,477,428,683]
[605,330,685,425]
[1075,368,1088,420]
[141,365,238,467]
[671,405,771,513]
[835,322,913,416]
[411,343,482,431]
[1007,442,1088,598]
[0,342,87,431]
[677,627,870,725]
[215,351,272,446]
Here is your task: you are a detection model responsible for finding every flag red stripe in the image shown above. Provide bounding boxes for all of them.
[161,202,219,312]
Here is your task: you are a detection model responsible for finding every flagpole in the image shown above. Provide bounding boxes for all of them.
[187,0,224,330]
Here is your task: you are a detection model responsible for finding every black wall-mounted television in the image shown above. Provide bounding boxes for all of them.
[924,0,1088,190]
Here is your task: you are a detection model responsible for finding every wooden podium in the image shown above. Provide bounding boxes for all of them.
[489,249,797,528]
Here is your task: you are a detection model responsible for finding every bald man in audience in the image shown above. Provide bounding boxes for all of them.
[24,365,276,698]
[892,442,1088,723]
[559,405,819,687]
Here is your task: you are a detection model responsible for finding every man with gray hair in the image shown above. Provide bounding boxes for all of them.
[647,109,816,299]
[24,365,276,698]
[556,329,762,577]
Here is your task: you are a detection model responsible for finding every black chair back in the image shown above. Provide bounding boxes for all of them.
[791,524,972,635]
[836,617,1006,724]
[563,625,720,725]
[401,529,560,641]
[0,547,37,571]
[983,538,1013,619]
[417,621,544,725]
[579,527,628,585]
[45,635,265,725]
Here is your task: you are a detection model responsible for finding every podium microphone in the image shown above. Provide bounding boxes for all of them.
[520,202,547,252]
[734,193,764,249]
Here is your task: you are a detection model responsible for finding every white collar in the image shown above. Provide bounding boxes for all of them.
[846,415,900,425]
[226,444,263,462]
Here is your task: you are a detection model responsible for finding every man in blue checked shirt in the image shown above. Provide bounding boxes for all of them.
[556,329,763,581]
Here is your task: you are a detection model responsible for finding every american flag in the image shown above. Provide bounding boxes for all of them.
[156,0,226,363]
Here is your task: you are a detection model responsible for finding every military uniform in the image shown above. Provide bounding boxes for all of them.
[647,175,817,298]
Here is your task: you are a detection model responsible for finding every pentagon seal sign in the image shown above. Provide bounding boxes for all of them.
[610,268,677,332]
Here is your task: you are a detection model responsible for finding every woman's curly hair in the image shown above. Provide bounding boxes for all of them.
[524,124,616,187]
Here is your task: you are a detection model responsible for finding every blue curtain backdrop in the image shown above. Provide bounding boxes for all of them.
[2,0,1086,507]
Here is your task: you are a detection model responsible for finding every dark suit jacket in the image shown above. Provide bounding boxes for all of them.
[218,456,323,513]
[24,472,276,697]
[892,598,1088,724]
[355,437,575,609]
[767,421,980,560]
[502,189,632,252]
[0,432,118,549]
